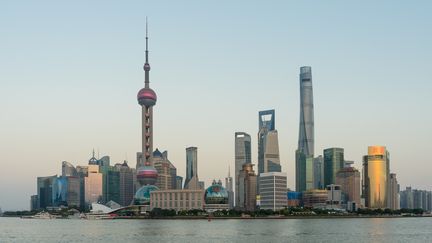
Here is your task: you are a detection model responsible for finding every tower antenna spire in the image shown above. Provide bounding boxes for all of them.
[144,16,150,88]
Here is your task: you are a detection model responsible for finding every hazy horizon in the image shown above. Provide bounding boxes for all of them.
[1,1,431,210]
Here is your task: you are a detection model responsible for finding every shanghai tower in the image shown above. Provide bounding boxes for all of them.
[296,66,314,192]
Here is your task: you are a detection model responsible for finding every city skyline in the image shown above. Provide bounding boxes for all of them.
[1,1,432,210]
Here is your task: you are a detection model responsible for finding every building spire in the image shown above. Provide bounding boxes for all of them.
[144,16,151,88]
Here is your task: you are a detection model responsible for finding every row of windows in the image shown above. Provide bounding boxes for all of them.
[152,192,202,201]
[151,200,202,208]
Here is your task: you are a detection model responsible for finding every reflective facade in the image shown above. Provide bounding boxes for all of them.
[297,66,314,156]
[184,147,199,189]
[323,148,345,187]
[234,132,251,207]
[134,185,159,205]
[313,156,324,189]
[362,146,390,208]
[84,165,103,205]
[296,66,315,193]
[258,110,281,175]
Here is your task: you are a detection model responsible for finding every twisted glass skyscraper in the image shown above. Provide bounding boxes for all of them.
[296,66,315,192]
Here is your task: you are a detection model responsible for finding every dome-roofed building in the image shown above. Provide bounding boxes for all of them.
[134,184,159,206]
[204,180,229,212]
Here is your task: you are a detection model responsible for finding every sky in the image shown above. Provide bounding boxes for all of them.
[1,1,431,210]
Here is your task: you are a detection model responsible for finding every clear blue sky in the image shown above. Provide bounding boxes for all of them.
[1,1,431,210]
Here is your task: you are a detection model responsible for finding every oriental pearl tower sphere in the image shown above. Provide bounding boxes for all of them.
[136,21,158,187]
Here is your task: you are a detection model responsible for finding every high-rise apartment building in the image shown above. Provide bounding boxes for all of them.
[362,146,390,208]
[258,172,287,211]
[388,173,400,210]
[400,187,432,212]
[323,148,345,187]
[258,110,281,174]
[184,147,200,189]
[296,66,315,192]
[234,132,251,207]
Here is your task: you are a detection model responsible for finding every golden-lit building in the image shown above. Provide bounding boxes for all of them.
[362,146,390,208]
[84,165,103,205]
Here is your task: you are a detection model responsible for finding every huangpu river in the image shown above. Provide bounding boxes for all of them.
[1,217,432,242]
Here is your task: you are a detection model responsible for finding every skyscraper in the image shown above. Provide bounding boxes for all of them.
[323,148,345,187]
[238,163,257,211]
[84,165,103,205]
[153,149,177,190]
[296,66,315,192]
[234,132,251,207]
[184,147,199,189]
[136,21,158,188]
[313,155,324,189]
[116,161,134,206]
[258,110,281,175]
[362,146,390,208]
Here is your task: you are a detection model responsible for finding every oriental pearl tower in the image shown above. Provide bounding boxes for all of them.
[136,20,158,188]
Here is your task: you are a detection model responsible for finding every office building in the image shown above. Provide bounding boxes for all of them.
[258,172,287,211]
[234,132,252,207]
[114,161,135,206]
[84,165,103,205]
[176,176,183,190]
[336,167,361,207]
[258,110,281,174]
[323,148,344,187]
[313,155,324,189]
[101,165,120,204]
[362,146,390,208]
[153,149,177,190]
[184,147,200,189]
[296,66,315,193]
[37,175,57,209]
[326,184,342,209]
[238,163,257,211]
[30,195,38,211]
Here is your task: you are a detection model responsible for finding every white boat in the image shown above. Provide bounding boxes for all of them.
[22,211,56,219]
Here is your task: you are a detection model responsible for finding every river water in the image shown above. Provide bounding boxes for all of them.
[1,217,432,242]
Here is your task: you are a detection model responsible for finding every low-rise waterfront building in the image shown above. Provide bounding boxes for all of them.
[150,189,204,211]
[302,189,327,208]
